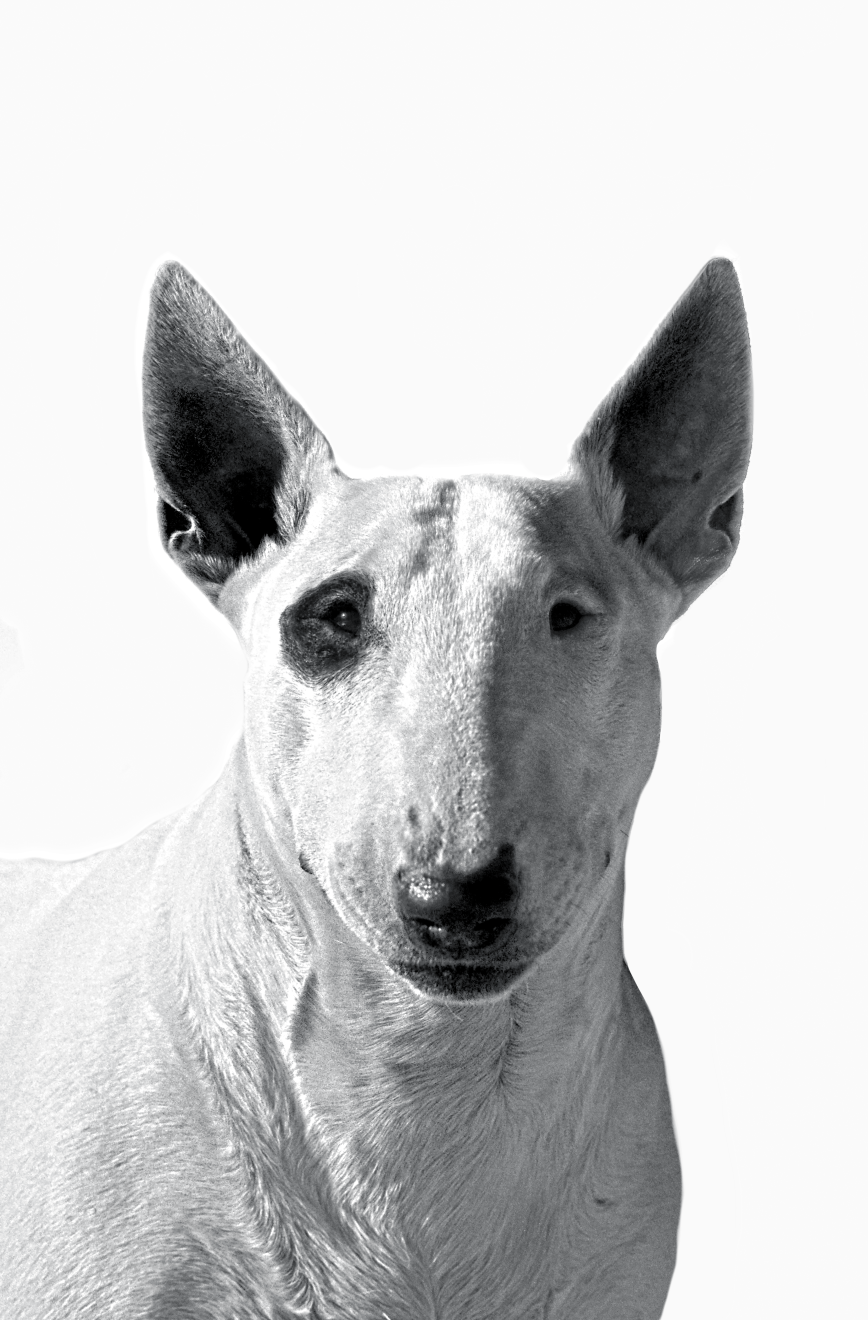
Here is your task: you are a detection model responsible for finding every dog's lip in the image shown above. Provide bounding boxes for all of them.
[402,913,517,958]
[396,955,529,971]
[392,955,532,980]
[392,958,532,1000]
[393,924,524,967]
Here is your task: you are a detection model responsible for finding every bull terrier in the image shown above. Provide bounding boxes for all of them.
[0,257,751,1318]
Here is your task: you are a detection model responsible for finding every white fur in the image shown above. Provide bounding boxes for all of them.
[0,259,751,1318]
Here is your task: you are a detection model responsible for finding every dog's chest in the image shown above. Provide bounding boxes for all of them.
[215,1108,647,1320]
[165,1162,626,1320]
[286,1179,572,1320]
[289,1224,609,1320]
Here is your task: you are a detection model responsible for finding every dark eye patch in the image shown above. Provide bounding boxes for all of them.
[281,575,372,680]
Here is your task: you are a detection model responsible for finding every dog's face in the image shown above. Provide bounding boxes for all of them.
[143,259,751,1001]
[234,471,670,999]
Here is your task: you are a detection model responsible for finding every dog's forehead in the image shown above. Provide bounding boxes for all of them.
[230,467,671,642]
[280,472,613,591]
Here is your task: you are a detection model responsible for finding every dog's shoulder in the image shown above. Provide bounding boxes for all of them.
[550,967,681,1317]
[0,818,264,1319]
[0,851,93,929]
[590,966,680,1230]
[606,963,681,1176]
[0,817,188,1126]
[1,819,177,988]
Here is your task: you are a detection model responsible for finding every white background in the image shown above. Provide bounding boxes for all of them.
[0,4,863,1314]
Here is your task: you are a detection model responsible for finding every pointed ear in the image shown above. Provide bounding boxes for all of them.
[572,258,752,616]
[143,262,338,602]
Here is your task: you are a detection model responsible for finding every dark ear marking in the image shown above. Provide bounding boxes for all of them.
[572,258,752,615]
[143,262,338,601]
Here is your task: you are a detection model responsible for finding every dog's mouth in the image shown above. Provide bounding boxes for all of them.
[392,958,531,1001]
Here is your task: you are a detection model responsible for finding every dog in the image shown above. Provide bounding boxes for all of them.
[0,258,751,1318]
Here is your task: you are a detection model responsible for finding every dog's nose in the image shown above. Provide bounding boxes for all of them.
[394,845,518,956]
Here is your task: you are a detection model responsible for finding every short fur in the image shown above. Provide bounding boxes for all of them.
[0,259,751,1318]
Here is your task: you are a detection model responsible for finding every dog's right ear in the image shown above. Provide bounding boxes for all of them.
[571,258,752,618]
[143,263,338,602]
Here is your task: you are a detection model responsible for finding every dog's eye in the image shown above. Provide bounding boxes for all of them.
[280,577,370,681]
[549,601,583,632]
[322,601,362,636]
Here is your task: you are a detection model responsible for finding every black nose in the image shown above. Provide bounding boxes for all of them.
[394,845,518,956]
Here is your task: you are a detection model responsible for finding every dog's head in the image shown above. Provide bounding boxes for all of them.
[143,261,751,1000]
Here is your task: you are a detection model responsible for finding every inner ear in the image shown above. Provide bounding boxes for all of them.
[572,258,752,614]
[153,405,286,562]
[161,501,192,540]
[143,262,337,599]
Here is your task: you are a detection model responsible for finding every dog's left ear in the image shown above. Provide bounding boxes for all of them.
[143,262,338,602]
[572,258,752,616]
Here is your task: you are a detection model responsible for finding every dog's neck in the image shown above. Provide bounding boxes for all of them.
[173,753,627,1216]
[282,877,626,1152]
